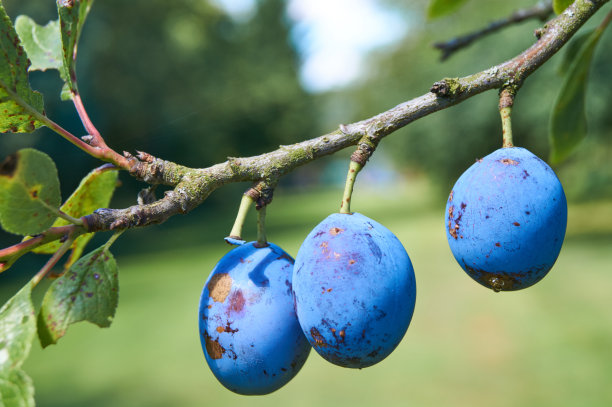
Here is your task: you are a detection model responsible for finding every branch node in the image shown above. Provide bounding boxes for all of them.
[81,135,94,144]
[136,150,155,163]
[430,78,464,98]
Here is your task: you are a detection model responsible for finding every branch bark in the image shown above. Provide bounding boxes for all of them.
[85,0,608,232]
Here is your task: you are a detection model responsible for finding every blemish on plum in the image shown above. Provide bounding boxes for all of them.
[208,273,232,303]
[329,227,344,236]
[495,242,501,247]
[229,290,246,313]
[500,158,518,165]
[310,327,328,348]
[203,331,226,360]
[513,222,520,226]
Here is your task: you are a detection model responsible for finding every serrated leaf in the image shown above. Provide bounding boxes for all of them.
[57,0,94,99]
[15,16,64,75]
[0,283,36,372]
[553,0,573,15]
[0,369,35,407]
[557,29,594,76]
[0,4,45,133]
[31,166,118,269]
[38,245,118,347]
[0,148,61,236]
[549,27,604,164]
[427,0,469,19]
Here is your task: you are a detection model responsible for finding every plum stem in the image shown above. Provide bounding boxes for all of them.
[228,194,255,241]
[255,206,268,248]
[340,161,363,214]
[499,88,515,148]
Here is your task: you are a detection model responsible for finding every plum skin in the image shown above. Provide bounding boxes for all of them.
[198,242,311,395]
[446,147,567,291]
[292,212,416,368]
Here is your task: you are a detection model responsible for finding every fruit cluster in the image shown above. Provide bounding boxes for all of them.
[198,146,567,395]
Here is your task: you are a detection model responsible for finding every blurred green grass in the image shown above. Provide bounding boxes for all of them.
[13,177,612,407]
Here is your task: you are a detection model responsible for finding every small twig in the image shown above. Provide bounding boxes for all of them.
[31,237,74,286]
[434,1,553,61]
[0,225,86,273]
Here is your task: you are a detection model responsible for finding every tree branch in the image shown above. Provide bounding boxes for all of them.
[81,0,607,232]
[434,1,554,61]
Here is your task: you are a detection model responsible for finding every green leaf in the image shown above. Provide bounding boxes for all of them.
[427,0,469,19]
[0,148,61,236]
[549,28,604,164]
[38,245,119,347]
[557,29,594,76]
[14,16,63,74]
[553,0,573,15]
[0,4,45,133]
[31,166,118,269]
[0,369,35,407]
[57,0,95,98]
[0,283,36,372]
[0,282,36,407]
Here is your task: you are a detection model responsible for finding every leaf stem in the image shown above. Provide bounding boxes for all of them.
[72,91,103,143]
[103,230,124,250]
[31,237,74,286]
[38,200,84,226]
[340,161,363,214]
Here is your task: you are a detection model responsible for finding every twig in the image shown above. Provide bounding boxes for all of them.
[31,237,74,286]
[0,225,86,273]
[434,1,553,61]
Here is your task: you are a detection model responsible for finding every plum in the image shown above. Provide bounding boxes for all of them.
[198,242,310,395]
[446,147,567,291]
[292,212,416,368]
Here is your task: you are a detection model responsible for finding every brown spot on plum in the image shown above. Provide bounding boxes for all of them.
[513,222,520,226]
[525,211,530,215]
[461,262,545,292]
[522,170,530,179]
[339,330,345,342]
[310,327,328,348]
[216,326,224,333]
[348,259,356,265]
[208,273,232,303]
[500,158,518,165]
[203,331,226,360]
[461,202,467,210]
[495,242,501,247]
[329,227,344,236]
[367,348,379,358]
[449,190,453,202]
[229,290,246,313]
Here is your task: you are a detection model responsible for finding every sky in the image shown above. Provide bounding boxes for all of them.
[212,0,408,92]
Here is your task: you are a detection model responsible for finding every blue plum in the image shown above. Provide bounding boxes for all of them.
[292,212,416,368]
[446,147,567,291]
[198,242,311,395]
